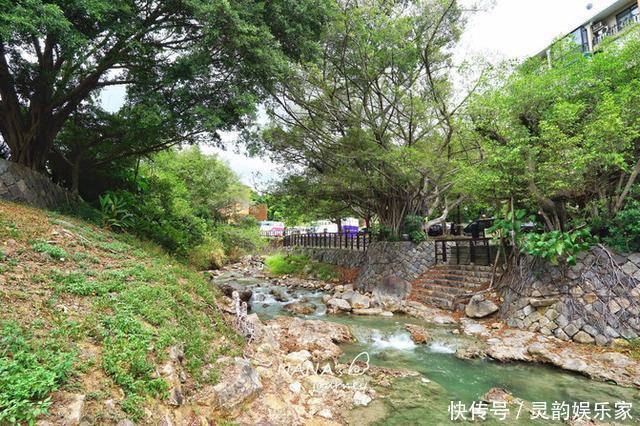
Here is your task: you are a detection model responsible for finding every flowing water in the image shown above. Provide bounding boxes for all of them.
[217,274,640,424]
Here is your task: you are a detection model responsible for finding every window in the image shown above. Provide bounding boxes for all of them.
[569,27,589,53]
[616,4,639,28]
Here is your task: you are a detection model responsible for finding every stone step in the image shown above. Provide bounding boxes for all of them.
[428,279,485,290]
[420,273,491,284]
[423,267,493,276]
[417,294,455,310]
[410,263,499,311]
[414,283,483,298]
[433,264,494,273]
[414,284,461,297]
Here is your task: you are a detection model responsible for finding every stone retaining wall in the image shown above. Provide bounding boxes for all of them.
[355,241,436,293]
[293,241,437,296]
[498,246,640,345]
[293,247,366,269]
[0,159,78,209]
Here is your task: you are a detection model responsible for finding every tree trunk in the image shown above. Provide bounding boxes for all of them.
[614,158,640,214]
[70,160,81,195]
[4,125,56,172]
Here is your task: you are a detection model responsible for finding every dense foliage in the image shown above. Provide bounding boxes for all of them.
[462,40,640,233]
[265,253,339,281]
[254,0,469,236]
[600,199,640,253]
[0,0,334,195]
[100,147,264,268]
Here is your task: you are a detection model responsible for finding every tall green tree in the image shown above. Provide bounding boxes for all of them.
[0,0,334,172]
[463,39,640,230]
[255,0,470,235]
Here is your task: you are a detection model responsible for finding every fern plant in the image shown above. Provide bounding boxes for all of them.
[99,193,133,231]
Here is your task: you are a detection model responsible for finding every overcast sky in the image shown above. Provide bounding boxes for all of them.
[100,0,616,189]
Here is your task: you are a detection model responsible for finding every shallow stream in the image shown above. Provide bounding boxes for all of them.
[217,274,640,424]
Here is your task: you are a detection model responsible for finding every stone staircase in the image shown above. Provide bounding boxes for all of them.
[409,264,495,311]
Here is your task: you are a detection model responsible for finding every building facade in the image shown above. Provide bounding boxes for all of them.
[541,0,639,64]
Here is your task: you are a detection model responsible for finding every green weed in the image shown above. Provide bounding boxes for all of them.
[629,339,640,360]
[0,218,19,239]
[50,270,123,296]
[31,240,68,260]
[0,322,76,424]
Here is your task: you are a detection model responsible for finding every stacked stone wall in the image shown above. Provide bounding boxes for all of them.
[293,241,437,296]
[499,246,640,345]
[294,247,367,269]
[355,241,436,292]
[0,159,78,209]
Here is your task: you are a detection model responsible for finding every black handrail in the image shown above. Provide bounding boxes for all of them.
[434,237,493,266]
[283,231,369,251]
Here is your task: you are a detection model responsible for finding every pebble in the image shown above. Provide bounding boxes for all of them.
[289,381,302,393]
[318,408,333,419]
[353,391,372,406]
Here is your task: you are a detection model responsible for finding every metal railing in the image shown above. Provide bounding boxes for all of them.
[594,15,639,46]
[260,230,285,238]
[283,231,370,251]
[434,237,494,266]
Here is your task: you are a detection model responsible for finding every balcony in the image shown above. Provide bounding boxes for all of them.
[593,14,640,46]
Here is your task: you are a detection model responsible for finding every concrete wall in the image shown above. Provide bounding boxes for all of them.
[498,246,640,345]
[0,159,78,209]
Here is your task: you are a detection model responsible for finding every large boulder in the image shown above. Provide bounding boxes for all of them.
[326,298,352,312]
[372,275,411,311]
[283,302,316,315]
[350,293,371,309]
[465,294,499,318]
[405,324,430,344]
[270,288,289,302]
[208,358,262,414]
[341,290,356,303]
[265,316,354,361]
[217,283,252,303]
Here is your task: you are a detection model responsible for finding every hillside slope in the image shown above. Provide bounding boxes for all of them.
[0,201,242,424]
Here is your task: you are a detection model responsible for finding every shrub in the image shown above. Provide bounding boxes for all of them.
[403,215,424,234]
[603,199,640,253]
[99,192,134,231]
[265,254,339,280]
[188,238,227,270]
[408,230,426,244]
[521,229,595,266]
[370,223,395,241]
[213,222,266,263]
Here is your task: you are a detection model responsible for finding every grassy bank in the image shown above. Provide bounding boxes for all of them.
[264,253,339,281]
[0,201,241,424]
